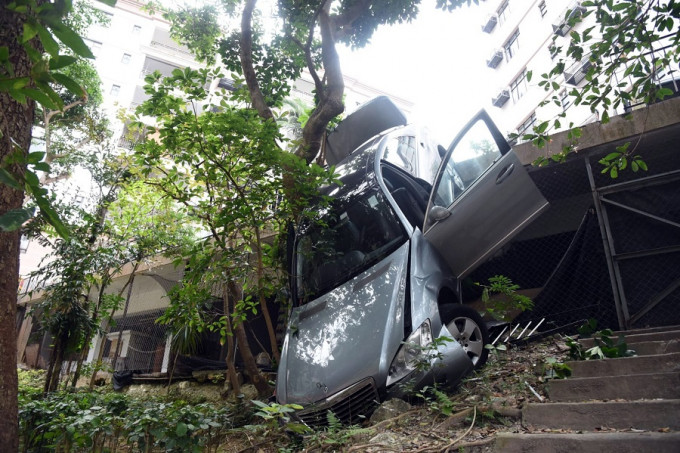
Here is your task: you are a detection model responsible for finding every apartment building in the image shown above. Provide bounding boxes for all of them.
[476,0,601,139]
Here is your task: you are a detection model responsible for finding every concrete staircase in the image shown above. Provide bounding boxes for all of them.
[493,326,680,452]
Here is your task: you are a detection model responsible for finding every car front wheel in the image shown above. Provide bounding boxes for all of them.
[440,304,489,369]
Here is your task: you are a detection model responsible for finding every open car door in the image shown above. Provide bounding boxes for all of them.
[423,110,549,280]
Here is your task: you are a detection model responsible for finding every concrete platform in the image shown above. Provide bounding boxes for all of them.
[522,400,680,431]
[494,432,680,453]
[548,372,680,402]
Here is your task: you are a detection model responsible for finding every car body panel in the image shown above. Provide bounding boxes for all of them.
[424,111,549,279]
[277,242,409,404]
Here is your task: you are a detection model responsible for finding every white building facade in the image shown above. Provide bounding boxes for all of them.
[478,0,601,138]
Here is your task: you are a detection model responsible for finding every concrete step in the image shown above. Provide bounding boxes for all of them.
[548,371,680,402]
[522,400,680,431]
[615,325,680,335]
[567,352,680,378]
[624,339,680,355]
[579,330,680,348]
[494,432,680,453]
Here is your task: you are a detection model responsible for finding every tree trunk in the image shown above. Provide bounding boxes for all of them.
[227,281,271,397]
[0,5,39,451]
[240,0,274,121]
[296,4,346,164]
[254,226,280,364]
[222,291,240,396]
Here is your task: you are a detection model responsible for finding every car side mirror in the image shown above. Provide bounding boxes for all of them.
[428,205,451,222]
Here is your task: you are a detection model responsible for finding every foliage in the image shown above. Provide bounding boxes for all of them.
[0,0,116,235]
[159,0,482,164]
[566,319,637,360]
[302,411,374,449]
[477,275,533,322]
[251,399,310,434]
[135,64,335,393]
[518,1,680,174]
[415,385,457,416]
[484,342,508,356]
[19,389,236,452]
[543,357,572,380]
[24,143,193,391]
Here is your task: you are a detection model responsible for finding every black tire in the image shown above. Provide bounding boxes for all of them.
[439,304,490,369]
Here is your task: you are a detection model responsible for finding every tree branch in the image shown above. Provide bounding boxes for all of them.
[240,0,274,120]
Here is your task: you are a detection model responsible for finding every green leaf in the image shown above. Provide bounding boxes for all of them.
[175,422,187,437]
[22,22,39,44]
[52,73,85,97]
[36,24,60,57]
[22,88,59,110]
[33,162,50,172]
[0,168,22,190]
[27,151,46,164]
[49,55,77,70]
[0,46,9,62]
[50,25,95,59]
[34,194,69,238]
[603,152,621,162]
[0,208,35,231]
[96,0,118,6]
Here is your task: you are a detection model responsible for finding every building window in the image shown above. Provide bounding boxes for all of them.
[497,1,509,26]
[517,112,537,136]
[504,29,520,60]
[132,24,142,34]
[110,84,121,97]
[121,53,132,64]
[538,1,547,17]
[560,89,572,111]
[510,68,528,102]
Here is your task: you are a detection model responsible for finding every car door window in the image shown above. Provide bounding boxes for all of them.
[383,135,417,176]
[433,121,502,207]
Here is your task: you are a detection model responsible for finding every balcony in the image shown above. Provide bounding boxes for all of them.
[564,58,592,85]
[553,2,586,37]
[486,49,504,69]
[492,89,510,107]
[482,15,498,33]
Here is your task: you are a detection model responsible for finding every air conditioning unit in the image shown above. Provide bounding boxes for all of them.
[492,89,510,107]
[553,2,586,37]
[482,15,498,33]
[564,59,592,85]
[486,50,504,69]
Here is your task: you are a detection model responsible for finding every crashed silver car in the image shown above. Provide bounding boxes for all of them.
[276,98,549,427]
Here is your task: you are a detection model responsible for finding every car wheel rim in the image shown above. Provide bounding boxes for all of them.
[447,316,484,365]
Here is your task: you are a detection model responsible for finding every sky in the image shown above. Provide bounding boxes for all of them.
[336,1,493,144]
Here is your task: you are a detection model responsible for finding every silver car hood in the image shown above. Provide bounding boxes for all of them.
[277,242,409,404]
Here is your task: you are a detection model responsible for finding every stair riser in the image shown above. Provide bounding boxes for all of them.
[548,372,680,402]
[579,331,680,348]
[494,433,680,453]
[523,400,680,431]
[567,352,680,378]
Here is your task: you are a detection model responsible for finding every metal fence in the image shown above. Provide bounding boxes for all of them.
[469,127,680,332]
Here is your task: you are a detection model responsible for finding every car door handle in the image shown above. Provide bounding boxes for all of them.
[496,163,515,184]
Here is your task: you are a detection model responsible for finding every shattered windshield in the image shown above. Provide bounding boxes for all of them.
[295,186,407,305]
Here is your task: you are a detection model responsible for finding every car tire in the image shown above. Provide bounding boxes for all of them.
[440,304,490,369]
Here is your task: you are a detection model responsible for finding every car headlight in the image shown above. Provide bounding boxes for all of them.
[386,319,433,386]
